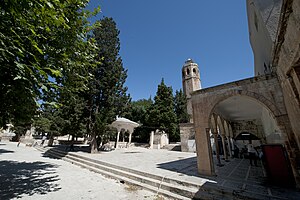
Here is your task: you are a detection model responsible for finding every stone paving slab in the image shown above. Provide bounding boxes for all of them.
[66,145,300,199]
[0,142,162,200]
[33,144,300,199]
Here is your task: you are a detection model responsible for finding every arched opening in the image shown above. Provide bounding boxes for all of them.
[211,95,284,144]
[235,131,259,141]
[205,95,295,185]
[187,68,190,75]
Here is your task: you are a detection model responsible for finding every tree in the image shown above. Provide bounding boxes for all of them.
[86,17,130,153]
[33,105,63,146]
[124,98,153,124]
[147,79,178,141]
[124,98,153,143]
[0,0,100,127]
[174,89,189,123]
[59,92,87,141]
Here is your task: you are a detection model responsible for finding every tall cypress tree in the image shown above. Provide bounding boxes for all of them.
[147,79,178,141]
[86,17,130,153]
[174,89,189,123]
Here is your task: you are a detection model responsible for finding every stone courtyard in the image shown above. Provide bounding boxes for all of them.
[1,141,299,199]
[0,142,160,200]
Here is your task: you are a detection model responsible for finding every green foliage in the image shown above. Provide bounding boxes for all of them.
[0,0,100,127]
[85,17,130,152]
[59,92,87,138]
[174,89,189,123]
[123,98,153,143]
[147,79,178,142]
[34,116,51,134]
[124,98,153,124]
[33,106,63,136]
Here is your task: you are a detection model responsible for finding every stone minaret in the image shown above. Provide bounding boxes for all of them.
[182,59,201,123]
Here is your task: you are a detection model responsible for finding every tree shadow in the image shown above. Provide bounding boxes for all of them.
[0,149,14,154]
[0,160,61,199]
[41,145,92,160]
[157,156,199,177]
[55,144,91,153]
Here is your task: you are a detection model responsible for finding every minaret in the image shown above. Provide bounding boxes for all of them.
[182,59,201,123]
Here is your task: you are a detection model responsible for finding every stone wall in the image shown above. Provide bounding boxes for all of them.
[247,0,282,75]
[231,120,264,139]
[179,123,196,152]
[272,0,300,151]
[191,74,293,176]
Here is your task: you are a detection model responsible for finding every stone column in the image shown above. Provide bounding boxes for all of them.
[221,135,229,161]
[227,136,232,158]
[128,132,132,146]
[115,131,120,149]
[149,131,154,149]
[213,131,222,166]
[195,126,215,176]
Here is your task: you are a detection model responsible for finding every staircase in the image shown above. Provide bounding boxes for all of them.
[35,146,287,200]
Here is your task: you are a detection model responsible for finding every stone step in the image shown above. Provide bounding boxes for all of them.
[42,148,194,200]
[42,148,237,199]
[36,147,287,200]
[58,149,200,190]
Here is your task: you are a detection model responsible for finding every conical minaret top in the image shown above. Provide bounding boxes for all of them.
[182,59,201,123]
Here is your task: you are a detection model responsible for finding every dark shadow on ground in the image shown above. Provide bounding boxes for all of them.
[0,149,14,154]
[157,156,199,177]
[42,145,93,160]
[55,144,91,153]
[170,145,181,151]
[123,151,141,154]
[0,160,61,199]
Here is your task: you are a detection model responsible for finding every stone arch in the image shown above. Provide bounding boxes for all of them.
[193,88,288,176]
[206,89,284,144]
[223,119,231,138]
[210,113,218,133]
[208,89,282,120]
[216,116,224,135]
[193,68,197,74]
[216,116,229,160]
[192,75,300,182]
[214,91,289,144]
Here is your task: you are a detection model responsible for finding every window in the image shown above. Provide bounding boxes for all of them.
[187,68,190,75]
[193,68,196,74]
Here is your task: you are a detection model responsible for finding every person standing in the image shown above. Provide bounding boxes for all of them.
[41,135,47,146]
[247,140,257,166]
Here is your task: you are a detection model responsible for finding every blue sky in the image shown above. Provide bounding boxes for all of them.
[87,0,254,101]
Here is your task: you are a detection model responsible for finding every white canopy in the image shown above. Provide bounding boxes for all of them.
[110,116,140,148]
[110,116,139,133]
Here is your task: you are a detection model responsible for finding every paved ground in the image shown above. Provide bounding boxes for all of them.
[0,142,165,200]
[1,141,300,199]
[52,144,300,199]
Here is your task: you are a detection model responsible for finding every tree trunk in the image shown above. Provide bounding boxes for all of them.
[90,133,98,153]
[48,133,54,146]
